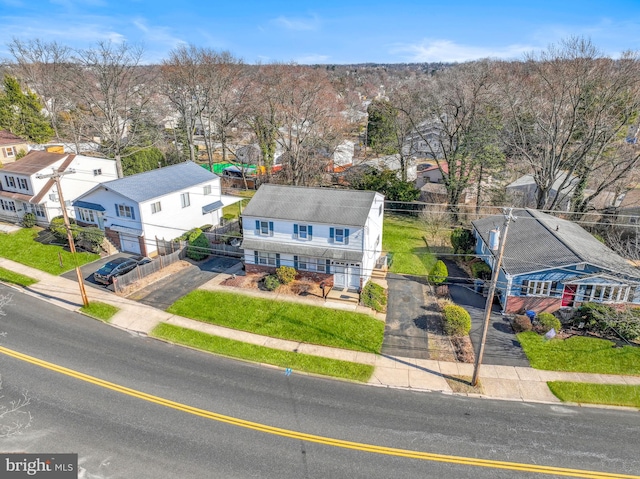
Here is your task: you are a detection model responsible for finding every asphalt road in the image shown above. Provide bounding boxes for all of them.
[1,284,639,479]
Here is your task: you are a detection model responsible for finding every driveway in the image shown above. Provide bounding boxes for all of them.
[381,274,432,359]
[61,252,141,292]
[126,255,239,309]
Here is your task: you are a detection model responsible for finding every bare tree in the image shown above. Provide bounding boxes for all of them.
[400,60,502,221]
[500,38,640,212]
[69,41,155,178]
[7,38,73,140]
[161,45,208,163]
[269,65,346,186]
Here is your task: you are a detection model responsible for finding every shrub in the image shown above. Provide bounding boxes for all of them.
[276,266,296,284]
[186,228,209,261]
[511,315,533,333]
[470,261,492,280]
[49,215,78,242]
[575,302,640,341]
[361,281,387,312]
[428,260,448,285]
[451,228,475,254]
[263,275,280,291]
[442,304,471,336]
[537,312,561,334]
[22,212,37,228]
[77,227,105,253]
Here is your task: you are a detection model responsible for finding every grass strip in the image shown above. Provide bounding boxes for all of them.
[0,266,38,286]
[517,331,640,376]
[0,228,99,275]
[167,290,384,353]
[80,301,119,322]
[548,381,640,408]
[152,323,374,382]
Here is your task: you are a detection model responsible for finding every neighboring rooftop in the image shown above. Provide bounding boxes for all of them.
[1,150,71,175]
[473,208,640,279]
[98,161,218,203]
[0,130,27,146]
[242,184,381,226]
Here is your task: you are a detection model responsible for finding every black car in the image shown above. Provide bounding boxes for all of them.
[93,257,139,285]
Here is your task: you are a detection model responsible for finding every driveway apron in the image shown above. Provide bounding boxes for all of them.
[381,274,430,359]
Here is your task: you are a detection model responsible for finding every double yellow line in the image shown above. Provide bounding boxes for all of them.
[0,345,637,478]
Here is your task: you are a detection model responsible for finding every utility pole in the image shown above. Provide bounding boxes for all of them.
[37,168,89,307]
[471,208,515,386]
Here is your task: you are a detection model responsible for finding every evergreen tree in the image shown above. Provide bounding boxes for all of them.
[366,99,399,155]
[0,75,54,143]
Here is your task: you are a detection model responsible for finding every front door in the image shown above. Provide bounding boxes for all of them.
[562,284,577,307]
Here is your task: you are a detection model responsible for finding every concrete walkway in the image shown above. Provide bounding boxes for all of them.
[1,257,639,408]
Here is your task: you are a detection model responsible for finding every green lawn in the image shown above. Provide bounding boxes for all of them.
[167,290,384,353]
[517,332,640,375]
[0,266,38,286]
[0,228,99,275]
[548,382,640,408]
[80,301,119,322]
[383,214,436,275]
[152,323,374,382]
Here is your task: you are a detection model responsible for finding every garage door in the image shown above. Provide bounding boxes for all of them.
[120,234,141,254]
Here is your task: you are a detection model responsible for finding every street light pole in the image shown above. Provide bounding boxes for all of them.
[37,169,89,307]
[471,208,515,386]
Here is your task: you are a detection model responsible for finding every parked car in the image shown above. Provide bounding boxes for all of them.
[93,257,139,285]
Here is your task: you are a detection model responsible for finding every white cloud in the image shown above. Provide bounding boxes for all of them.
[271,15,320,31]
[133,17,186,50]
[390,39,536,62]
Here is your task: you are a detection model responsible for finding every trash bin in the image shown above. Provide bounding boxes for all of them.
[525,310,536,324]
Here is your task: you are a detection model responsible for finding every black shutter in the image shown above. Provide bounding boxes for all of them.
[255,220,260,234]
[294,255,298,269]
[269,221,274,236]
[276,253,280,268]
[329,227,334,242]
[254,251,259,265]
[293,224,298,239]
[308,225,313,240]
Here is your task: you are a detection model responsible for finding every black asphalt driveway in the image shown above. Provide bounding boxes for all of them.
[127,255,239,309]
[61,252,141,292]
[382,259,529,366]
[381,274,432,359]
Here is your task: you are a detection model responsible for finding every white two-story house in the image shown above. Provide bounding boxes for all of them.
[73,161,227,256]
[241,184,384,290]
[0,150,117,225]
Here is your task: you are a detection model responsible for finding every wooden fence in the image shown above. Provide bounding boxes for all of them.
[113,247,186,295]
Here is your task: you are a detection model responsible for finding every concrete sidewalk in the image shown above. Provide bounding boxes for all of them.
[2,257,639,407]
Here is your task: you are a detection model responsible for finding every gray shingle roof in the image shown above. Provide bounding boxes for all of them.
[241,184,380,226]
[472,208,640,279]
[100,161,217,203]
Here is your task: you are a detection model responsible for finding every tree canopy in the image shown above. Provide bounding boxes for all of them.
[0,75,54,143]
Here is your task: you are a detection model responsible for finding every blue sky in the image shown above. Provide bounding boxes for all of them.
[1,0,639,64]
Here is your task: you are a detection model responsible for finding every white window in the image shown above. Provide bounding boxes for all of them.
[258,252,277,266]
[260,221,270,235]
[523,280,553,296]
[18,178,28,190]
[151,201,161,214]
[32,204,46,218]
[299,225,308,239]
[4,175,16,188]
[335,228,345,243]
[0,199,16,211]
[93,169,102,176]
[78,208,96,223]
[117,204,134,218]
[2,147,15,157]
[581,284,630,303]
[297,257,327,273]
[181,192,190,208]
[203,185,212,195]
